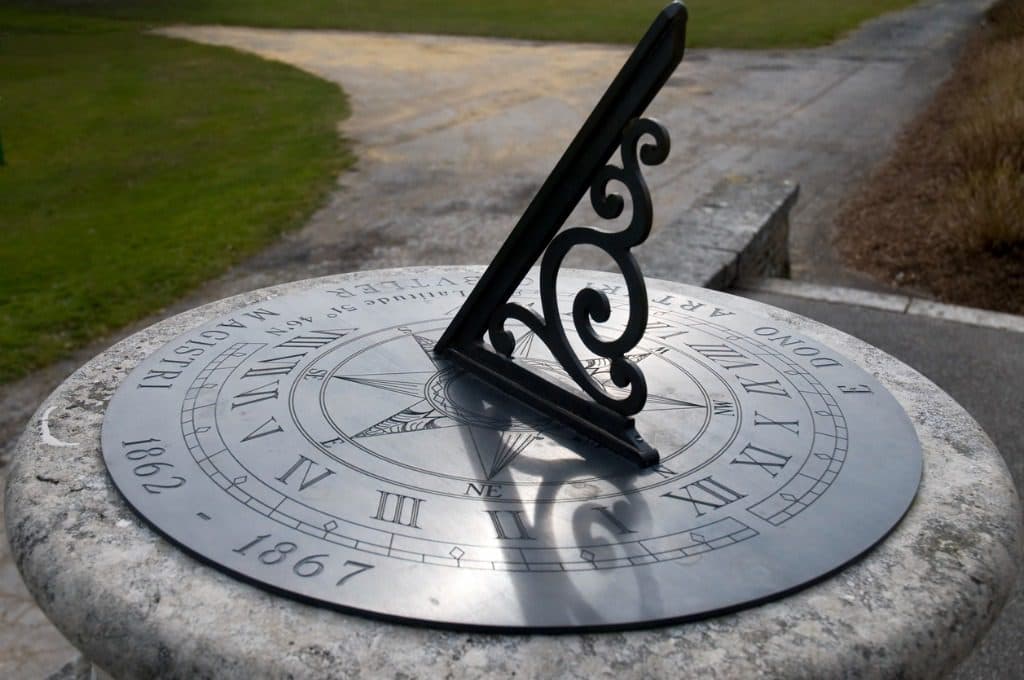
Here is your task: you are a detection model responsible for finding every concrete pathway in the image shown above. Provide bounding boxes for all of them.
[156,0,989,294]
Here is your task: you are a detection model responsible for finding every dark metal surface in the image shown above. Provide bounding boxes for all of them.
[435,3,688,467]
[101,269,923,631]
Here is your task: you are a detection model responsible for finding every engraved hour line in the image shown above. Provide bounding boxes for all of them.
[486,510,536,540]
[276,455,336,491]
[372,491,424,528]
[731,443,792,477]
[662,477,746,517]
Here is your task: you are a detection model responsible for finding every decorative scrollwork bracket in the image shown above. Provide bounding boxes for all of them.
[434,2,688,468]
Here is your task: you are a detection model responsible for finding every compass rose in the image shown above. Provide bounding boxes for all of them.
[328,328,703,481]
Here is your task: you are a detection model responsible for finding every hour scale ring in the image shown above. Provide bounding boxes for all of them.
[94,267,922,631]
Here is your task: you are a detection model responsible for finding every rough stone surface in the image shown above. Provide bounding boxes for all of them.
[0,478,79,678]
[640,177,797,287]
[6,268,1020,679]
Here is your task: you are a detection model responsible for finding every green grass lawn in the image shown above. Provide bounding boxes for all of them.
[0,9,352,383]
[9,0,919,48]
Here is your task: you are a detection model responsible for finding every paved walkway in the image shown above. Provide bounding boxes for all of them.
[157,0,989,293]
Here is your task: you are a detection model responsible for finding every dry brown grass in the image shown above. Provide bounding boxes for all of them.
[987,0,1024,42]
[836,0,1024,313]
[950,37,1024,249]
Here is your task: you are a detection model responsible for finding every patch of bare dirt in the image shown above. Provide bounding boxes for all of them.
[835,1,1024,315]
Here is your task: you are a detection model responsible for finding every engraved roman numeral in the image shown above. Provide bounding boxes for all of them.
[372,491,424,528]
[646,320,689,340]
[731,443,791,477]
[713,400,735,416]
[687,343,758,370]
[737,375,790,398]
[593,505,637,534]
[662,476,746,517]
[241,416,284,442]
[275,455,336,490]
[485,509,535,540]
[242,352,304,379]
[275,329,349,350]
[649,464,676,479]
[753,411,799,435]
[230,379,280,409]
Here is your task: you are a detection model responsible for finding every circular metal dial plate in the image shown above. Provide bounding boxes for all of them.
[101,269,922,630]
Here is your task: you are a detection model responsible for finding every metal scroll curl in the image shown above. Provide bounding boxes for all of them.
[435,2,687,465]
[488,118,669,417]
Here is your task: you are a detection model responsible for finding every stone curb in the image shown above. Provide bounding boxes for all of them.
[639,176,799,290]
[737,278,1024,335]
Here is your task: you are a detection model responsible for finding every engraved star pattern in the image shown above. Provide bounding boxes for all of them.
[333,330,704,480]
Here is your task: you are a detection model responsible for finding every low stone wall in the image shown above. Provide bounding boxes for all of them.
[641,176,799,289]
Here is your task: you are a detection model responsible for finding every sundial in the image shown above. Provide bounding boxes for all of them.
[100,3,922,632]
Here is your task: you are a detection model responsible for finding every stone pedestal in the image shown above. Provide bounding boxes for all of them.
[5,272,1020,679]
